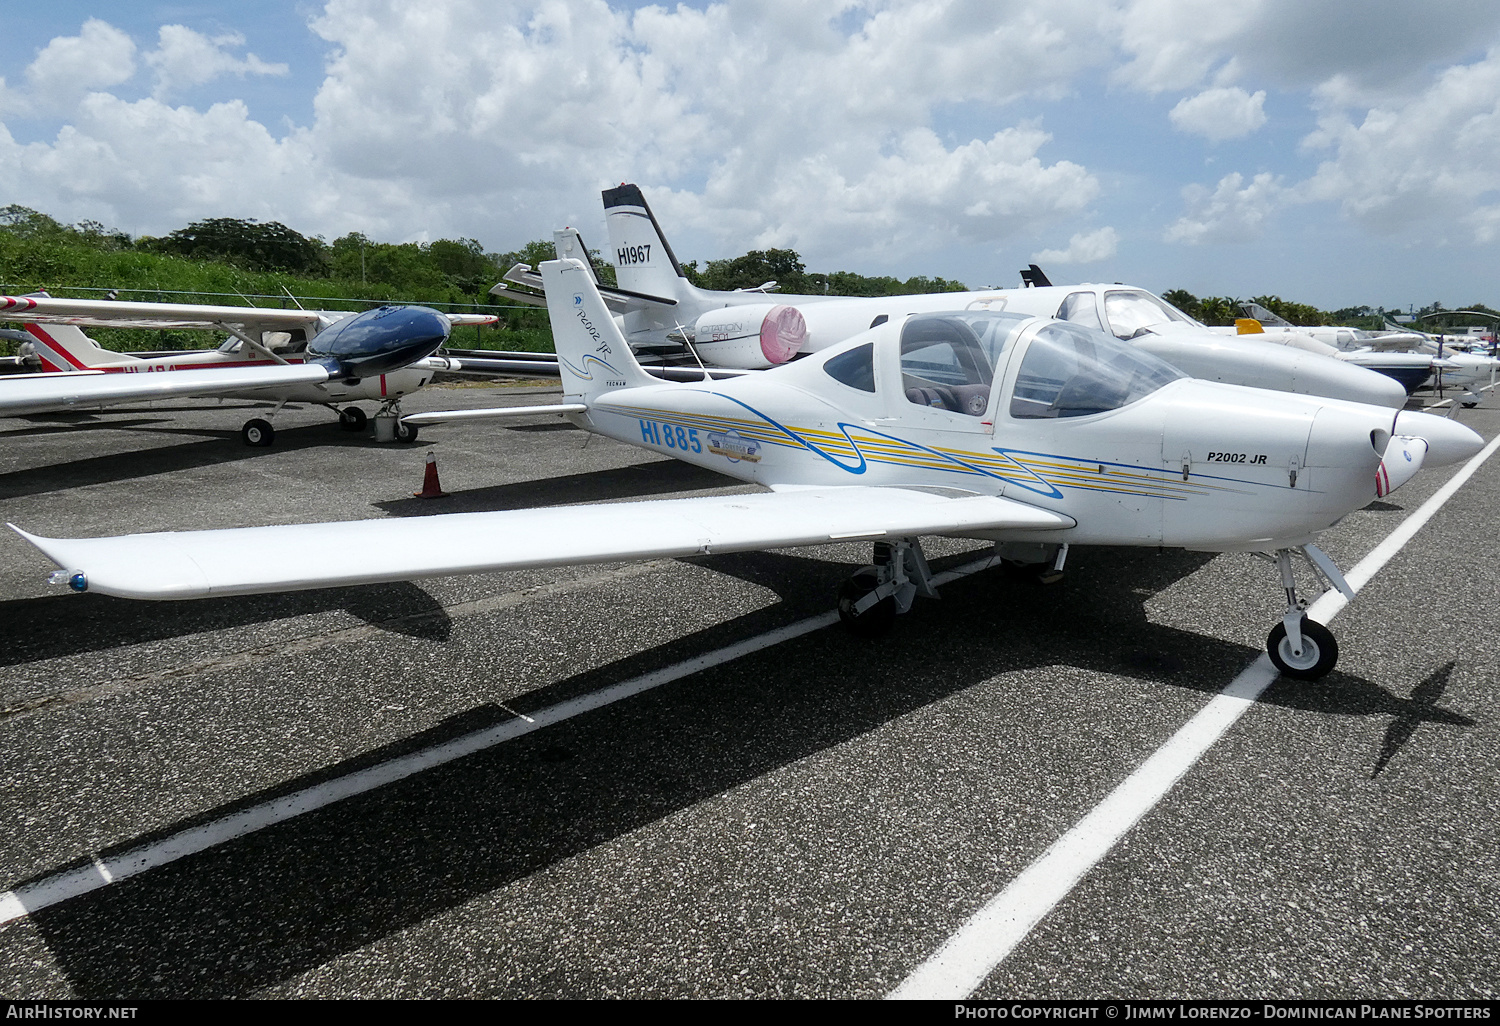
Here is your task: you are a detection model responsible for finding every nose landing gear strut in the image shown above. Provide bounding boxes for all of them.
[1261,544,1353,680]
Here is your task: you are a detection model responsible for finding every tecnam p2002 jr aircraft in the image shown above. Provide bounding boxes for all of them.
[12,260,1484,680]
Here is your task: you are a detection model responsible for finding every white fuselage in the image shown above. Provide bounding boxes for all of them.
[570,316,1409,552]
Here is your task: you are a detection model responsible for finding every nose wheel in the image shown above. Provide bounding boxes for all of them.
[1260,545,1352,681]
[1267,615,1338,680]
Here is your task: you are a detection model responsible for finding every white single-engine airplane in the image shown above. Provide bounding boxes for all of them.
[0,294,501,444]
[491,185,1407,410]
[11,259,1484,681]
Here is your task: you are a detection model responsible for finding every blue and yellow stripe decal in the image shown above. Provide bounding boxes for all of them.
[597,395,1276,502]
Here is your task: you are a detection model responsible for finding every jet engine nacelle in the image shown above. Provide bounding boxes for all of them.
[691,304,807,369]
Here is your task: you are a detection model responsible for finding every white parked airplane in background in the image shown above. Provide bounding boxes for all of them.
[0,293,501,444]
[14,259,1484,681]
[1234,301,1498,406]
[491,185,1407,411]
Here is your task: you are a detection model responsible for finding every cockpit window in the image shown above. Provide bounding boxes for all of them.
[1103,291,1195,339]
[1010,321,1184,419]
[899,312,1029,417]
[823,342,876,392]
[1056,292,1106,333]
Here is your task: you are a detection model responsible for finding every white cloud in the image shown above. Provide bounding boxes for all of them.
[10,19,137,116]
[1164,171,1285,244]
[1033,226,1118,264]
[1117,0,1500,95]
[1300,48,1500,240]
[1169,87,1267,141]
[0,3,1112,260]
[145,26,289,101]
[8,1,1500,270]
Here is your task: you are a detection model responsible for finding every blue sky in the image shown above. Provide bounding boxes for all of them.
[5,1,1500,312]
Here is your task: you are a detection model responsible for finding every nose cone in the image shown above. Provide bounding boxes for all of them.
[308,306,450,378]
[1393,411,1486,466]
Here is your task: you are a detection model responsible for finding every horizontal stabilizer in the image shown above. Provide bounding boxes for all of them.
[491,265,676,313]
[11,487,1073,600]
[401,403,586,425]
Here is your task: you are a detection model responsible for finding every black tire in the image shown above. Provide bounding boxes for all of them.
[241,418,275,447]
[393,420,419,443]
[1462,401,1478,409]
[837,571,897,637]
[1267,616,1338,680]
[339,407,368,431]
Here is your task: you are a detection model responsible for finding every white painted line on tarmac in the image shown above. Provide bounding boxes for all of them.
[0,553,998,926]
[889,432,1500,1001]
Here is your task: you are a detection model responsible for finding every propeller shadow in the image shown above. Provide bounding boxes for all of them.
[15,545,1476,997]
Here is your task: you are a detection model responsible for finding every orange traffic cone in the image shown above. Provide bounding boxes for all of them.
[413,451,448,498]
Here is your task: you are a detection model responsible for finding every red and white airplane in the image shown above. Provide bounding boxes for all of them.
[0,293,502,445]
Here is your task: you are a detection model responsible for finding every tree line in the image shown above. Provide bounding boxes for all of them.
[6,204,1487,352]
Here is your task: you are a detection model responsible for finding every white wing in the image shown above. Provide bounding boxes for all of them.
[11,487,1073,600]
[1,294,330,335]
[0,363,332,417]
[0,295,494,333]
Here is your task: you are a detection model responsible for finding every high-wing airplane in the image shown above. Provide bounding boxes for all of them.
[0,294,501,444]
[490,185,1407,411]
[12,259,1484,681]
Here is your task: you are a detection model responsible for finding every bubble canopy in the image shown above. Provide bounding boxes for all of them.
[307,305,451,379]
[1009,319,1184,419]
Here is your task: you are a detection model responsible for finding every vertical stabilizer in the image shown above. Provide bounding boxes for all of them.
[23,322,138,372]
[602,183,687,299]
[552,227,601,284]
[540,258,656,399]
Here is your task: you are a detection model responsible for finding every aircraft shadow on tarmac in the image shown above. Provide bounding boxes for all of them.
[0,582,456,677]
[375,458,747,516]
[16,546,1479,998]
[0,420,389,501]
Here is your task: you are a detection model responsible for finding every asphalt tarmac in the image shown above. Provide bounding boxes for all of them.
[0,381,1495,999]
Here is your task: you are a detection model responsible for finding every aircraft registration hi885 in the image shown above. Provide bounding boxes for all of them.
[12,260,1483,681]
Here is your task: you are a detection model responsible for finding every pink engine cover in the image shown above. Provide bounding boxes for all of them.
[759,305,807,364]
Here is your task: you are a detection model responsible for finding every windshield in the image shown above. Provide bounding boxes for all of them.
[1103,290,1197,339]
[1010,321,1184,419]
[899,311,1030,417]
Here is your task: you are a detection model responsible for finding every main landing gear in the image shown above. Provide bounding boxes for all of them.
[372,398,419,444]
[1259,545,1353,680]
[241,399,288,446]
[837,539,938,637]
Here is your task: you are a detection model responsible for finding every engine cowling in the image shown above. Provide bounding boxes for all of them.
[691,304,807,369]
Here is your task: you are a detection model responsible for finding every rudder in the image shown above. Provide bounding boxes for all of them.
[23,322,138,372]
[540,258,655,399]
[602,183,687,300]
